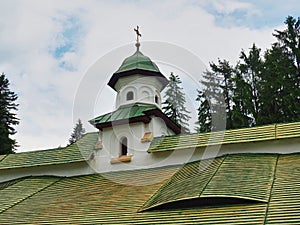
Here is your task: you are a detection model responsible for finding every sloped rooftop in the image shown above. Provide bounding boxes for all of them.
[108,49,168,90]
[148,122,300,152]
[1,121,300,171]
[0,132,98,170]
[0,153,300,224]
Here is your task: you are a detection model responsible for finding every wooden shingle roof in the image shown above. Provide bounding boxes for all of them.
[148,122,300,153]
[0,132,98,170]
[1,153,300,224]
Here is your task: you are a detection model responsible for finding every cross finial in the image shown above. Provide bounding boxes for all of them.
[134,25,142,49]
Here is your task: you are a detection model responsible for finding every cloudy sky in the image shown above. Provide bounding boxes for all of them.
[0,0,299,152]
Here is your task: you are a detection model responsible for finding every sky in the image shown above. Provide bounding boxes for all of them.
[0,0,299,152]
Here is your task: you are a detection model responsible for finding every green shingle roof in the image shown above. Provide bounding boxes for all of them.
[0,132,98,170]
[1,153,300,224]
[115,50,161,74]
[148,122,300,153]
[140,154,277,211]
[108,49,168,90]
[92,103,157,125]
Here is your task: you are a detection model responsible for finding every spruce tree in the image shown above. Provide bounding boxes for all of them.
[232,68,253,128]
[162,72,191,133]
[69,119,86,144]
[195,70,225,132]
[209,60,234,129]
[0,73,19,154]
[238,44,262,123]
[195,89,211,133]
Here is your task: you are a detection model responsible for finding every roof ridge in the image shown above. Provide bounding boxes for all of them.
[137,165,182,212]
[262,154,279,225]
[198,155,227,197]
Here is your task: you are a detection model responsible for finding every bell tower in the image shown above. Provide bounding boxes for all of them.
[90,27,181,170]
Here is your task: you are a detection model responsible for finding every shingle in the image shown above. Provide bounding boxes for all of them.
[265,153,300,224]
[148,122,300,153]
[92,103,156,125]
[1,153,300,224]
[0,132,98,170]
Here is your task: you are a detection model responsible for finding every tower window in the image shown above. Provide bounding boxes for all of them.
[155,95,159,104]
[127,91,134,101]
[121,137,128,156]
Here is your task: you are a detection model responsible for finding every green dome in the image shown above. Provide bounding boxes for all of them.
[115,50,161,73]
[108,48,168,90]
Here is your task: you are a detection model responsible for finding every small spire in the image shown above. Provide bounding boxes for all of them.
[134,25,142,50]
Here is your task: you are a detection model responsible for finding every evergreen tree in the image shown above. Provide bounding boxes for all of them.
[0,73,19,154]
[258,16,300,125]
[210,60,235,129]
[231,68,253,128]
[272,16,300,121]
[195,89,211,133]
[274,16,300,77]
[195,70,225,132]
[69,119,86,144]
[258,44,296,124]
[162,72,191,133]
[238,44,262,123]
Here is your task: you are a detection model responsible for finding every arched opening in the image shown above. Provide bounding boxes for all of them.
[155,95,159,104]
[126,91,134,101]
[120,137,128,156]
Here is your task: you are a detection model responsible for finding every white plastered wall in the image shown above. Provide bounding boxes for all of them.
[115,75,164,109]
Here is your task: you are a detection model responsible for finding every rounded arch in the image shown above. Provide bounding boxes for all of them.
[118,86,137,106]
[139,86,154,103]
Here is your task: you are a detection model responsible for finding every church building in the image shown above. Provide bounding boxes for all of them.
[0,28,300,224]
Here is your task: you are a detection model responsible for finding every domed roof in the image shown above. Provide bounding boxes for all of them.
[108,49,168,90]
[114,50,160,74]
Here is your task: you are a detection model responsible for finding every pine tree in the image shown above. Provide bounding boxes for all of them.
[257,16,300,125]
[209,60,235,129]
[258,44,296,125]
[195,70,225,132]
[195,89,211,133]
[69,119,86,144]
[162,72,191,133]
[232,68,253,128]
[0,73,19,154]
[274,16,300,77]
[238,44,262,123]
[272,16,300,121]
[230,43,264,127]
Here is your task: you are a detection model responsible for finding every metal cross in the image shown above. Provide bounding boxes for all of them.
[134,26,142,43]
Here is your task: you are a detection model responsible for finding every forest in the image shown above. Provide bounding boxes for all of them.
[195,16,300,132]
[163,16,300,133]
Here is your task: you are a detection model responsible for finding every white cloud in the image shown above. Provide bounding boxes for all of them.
[0,0,293,151]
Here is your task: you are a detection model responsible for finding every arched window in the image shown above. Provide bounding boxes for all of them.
[126,91,134,101]
[155,95,159,104]
[120,137,128,156]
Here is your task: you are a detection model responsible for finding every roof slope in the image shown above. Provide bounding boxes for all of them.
[91,103,157,125]
[0,132,98,170]
[148,122,300,152]
[115,50,161,74]
[108,49,168,90]
[140,154,276,211]
[91,103,181,133]
[1,153,300,224]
